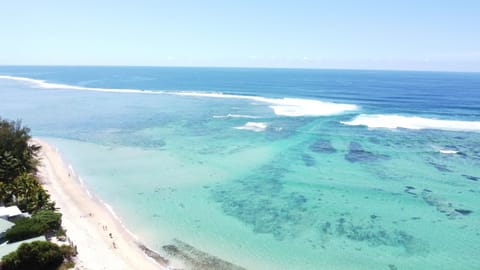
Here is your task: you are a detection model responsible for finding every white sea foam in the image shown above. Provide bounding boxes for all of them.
[68,164,76,177]
[0,75,158,94]
[85,189,93,198]
[342,114,480,133]
[234,122,268,132]
[78,176,85,187]
[268,98,358,117]
[102,201,122,223]
[431,145,459,154]
[439,149,459,154]
[100,201,140,241]
[213,114,260,119]
[122,226,140,241]
[0,75,358,117]
[175,91,358,117]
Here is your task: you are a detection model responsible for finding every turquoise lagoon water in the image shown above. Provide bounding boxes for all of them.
[0,67,479,269]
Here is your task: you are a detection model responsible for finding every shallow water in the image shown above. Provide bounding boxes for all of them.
[0,67,479,269]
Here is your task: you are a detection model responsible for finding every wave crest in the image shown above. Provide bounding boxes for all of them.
[341,114,480,133]
[1,75,359,117]
[234,122,268,132]
[171,91,359,117]
[212,114,260,119]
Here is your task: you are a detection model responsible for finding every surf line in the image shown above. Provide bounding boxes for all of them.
[0,75,359,117]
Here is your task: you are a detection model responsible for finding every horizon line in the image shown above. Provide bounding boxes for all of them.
[0,64,479,74]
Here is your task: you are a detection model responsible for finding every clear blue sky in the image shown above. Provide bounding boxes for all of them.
[1,0,479,71]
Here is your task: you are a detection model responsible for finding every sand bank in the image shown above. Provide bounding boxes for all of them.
[33,138,166,270]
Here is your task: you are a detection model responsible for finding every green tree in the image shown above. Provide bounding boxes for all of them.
[4,217,48,243]
[59,245,76,262]
[1,241,64,270]
[13,173,53,213]
[0,173,54,213]
[4,209,62,243]
[0,118,40,183]
[32,209,62,231]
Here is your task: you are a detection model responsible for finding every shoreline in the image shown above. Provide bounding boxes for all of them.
[32,138,169,270]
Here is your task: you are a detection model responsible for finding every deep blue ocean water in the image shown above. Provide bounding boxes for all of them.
[0,66,479,269]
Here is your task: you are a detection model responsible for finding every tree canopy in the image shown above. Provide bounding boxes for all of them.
[0,118,40,183]
[0,118,54,213]
[4,217,48,243]
[4,209,62,243]
[0,118,74,269]
[0,173,54,213]
[1,241,64,270]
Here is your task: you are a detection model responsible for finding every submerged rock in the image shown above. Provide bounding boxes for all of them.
[302,154,316,167]
[462,174,479,181]
[212,164,312,241]
[163,239,245,270]
[345,142,388,162]
[319,216,426,254]
[388,264,398,270]
[421,191,471,219]
[138,243,169,265]
[404,186,416,195]
[309,139,337,153]
[429,162,452,172]
[454,209,472,215]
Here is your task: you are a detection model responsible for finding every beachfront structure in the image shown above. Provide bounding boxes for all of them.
[0,235,47,259]
[0,218,14,242]
[0,214,48,260]
[0,206,28,221]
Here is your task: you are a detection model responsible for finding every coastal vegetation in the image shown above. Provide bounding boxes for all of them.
[1,241,74,270]
[0,118,53,213]
[4,209,62,243]
[0,173,54,213]
[0,118,40,183]
[0,117,75,270]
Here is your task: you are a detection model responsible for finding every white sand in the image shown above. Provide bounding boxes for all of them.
[33,138,166,270]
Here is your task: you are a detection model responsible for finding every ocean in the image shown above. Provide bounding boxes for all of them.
[0,66,479,269]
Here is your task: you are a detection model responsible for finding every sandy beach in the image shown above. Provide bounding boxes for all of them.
[33,138,166,270]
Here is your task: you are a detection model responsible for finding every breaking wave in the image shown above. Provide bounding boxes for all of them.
[234,122,268,132]
[0,75,359,117]
[341,114,480,133]
[212,114,260,119]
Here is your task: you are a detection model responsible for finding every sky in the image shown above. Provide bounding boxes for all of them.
[0,0,479,71]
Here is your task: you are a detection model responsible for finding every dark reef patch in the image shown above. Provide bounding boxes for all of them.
[388,264,398,270]
[163,239,245,270]
[454,209,472,215]
[302,154,316,167]
[402,187,470,220]
[138,243,169,266]
[309,139,336,153]
[420,191,471,219]
[214,186,309,240]
[318,217,426,254]
[345,142,388,163]
[404,186,417,195]
[429,162,452,172]
[212,163,426,254]
[212,164,309,240]
[462,174,479,181]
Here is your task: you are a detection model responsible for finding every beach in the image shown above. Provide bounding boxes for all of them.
[33,138,165,270]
